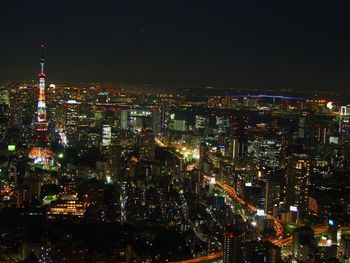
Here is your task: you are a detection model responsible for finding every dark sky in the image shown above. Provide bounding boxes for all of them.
[0,0,349,90]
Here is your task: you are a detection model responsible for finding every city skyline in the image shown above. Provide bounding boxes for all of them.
[1,47,350,261]
[1,1,350,263]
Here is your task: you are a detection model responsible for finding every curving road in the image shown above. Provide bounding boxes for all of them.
[171,175,350,262]
[171,177,284,263]
[213,179,284,239]
[157,138,346,262]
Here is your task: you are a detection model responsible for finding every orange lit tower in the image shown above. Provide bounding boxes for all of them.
[28,45,59,171]
[37,45,48,127]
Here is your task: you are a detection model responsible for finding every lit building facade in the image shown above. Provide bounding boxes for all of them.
[286,152,310,217]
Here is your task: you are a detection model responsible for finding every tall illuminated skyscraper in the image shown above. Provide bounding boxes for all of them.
[285,151,310,218]
[28,45,59,171]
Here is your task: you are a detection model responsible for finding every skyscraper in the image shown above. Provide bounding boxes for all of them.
[102,124,112,146]
[151,107,161,135]
[298,110,316,150]
[292,226,316,262]
[285,150,310,218]
[139,129,155,162]
[64,99,79,145]
[223,226,243,263]
[120,109,128,130]
[265,177,281,215]
[111,145,122,181]
[230,115,249,160]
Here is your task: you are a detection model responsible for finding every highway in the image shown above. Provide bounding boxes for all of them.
[213,178,348,249]
[171,177,285,263]
[213,179,284,240]
[156,135,343,262]
[171,175,350,262]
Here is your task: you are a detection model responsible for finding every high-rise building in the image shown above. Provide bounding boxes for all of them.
[285,150,310,218]
[120,109,128,130]
[298,110,316,150]
[64,99,79,144]
[111,146,122,181]
[199,141,207,165]
[195,115,207,131]
[292,226,316,262]
[151,108,161,135]
[139,130,155,162]
[264,176,281,215]
[251,136,282,169]
[10,156,28,207]
[102,124,112,146]
[216,116,230,134]
[0,89,10,106]
[223,226,243,263]
[229,137,239,160]
[230,115,249,159]
[174,119,186,132]
[340,234,350,261]
[160,103,166,131]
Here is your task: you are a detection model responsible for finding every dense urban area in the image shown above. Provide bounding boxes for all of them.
[1,52,350,263]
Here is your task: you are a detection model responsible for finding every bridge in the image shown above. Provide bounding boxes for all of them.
[228,94,306,100]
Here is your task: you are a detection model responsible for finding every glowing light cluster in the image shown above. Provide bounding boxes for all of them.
[47,194,87,219]
[28,147,60,171]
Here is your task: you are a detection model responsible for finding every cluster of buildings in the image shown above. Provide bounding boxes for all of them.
[1,51,350,262]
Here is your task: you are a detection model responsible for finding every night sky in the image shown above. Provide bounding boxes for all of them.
[0,0,349,90]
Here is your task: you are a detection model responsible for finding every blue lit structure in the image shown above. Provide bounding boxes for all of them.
[229,94,306,101]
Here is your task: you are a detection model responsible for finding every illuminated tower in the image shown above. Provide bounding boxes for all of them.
[28,45,59,171]
[37,45,47,127]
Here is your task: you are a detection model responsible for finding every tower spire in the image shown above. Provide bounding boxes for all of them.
[40,44,45,76]
[41,44,45,59]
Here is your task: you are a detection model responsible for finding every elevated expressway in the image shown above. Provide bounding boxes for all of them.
[155,136,341,263]
[170,177,284,263]
[171,176,348,263]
